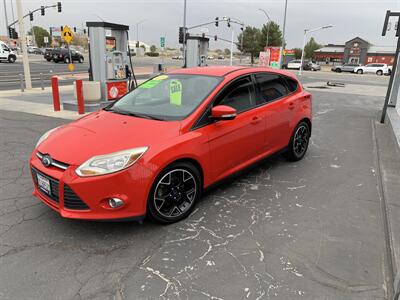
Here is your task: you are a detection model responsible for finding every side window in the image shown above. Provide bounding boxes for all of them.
[215,76,255,113]
[285,77,298,93]
[255,74,289,104]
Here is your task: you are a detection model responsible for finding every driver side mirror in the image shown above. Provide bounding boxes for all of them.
[211,105,237,121]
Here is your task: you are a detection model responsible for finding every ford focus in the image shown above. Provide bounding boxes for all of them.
[30,66,312,224]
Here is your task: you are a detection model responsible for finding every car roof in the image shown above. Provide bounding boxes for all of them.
[168,66,298,81]
[168,66,246,77]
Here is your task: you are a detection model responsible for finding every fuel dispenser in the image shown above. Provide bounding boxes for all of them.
[186,36,209,68]
[86,21,136,102]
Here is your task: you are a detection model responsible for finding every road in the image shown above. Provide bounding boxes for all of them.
[0,71,395,299]
[0,54,237,91]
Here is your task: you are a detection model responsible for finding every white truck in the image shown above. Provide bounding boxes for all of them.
[0,41,17,63]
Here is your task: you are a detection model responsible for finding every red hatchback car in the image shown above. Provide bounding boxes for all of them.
[30,66,312,224]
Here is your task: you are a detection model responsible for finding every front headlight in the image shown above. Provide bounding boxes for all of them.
[36,127,60,148]
[75,147,148,177]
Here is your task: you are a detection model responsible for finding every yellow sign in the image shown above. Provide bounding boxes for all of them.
[68,63,74,72]
[62,25,74,44]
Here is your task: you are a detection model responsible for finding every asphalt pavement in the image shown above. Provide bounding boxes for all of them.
[0,71,396,299]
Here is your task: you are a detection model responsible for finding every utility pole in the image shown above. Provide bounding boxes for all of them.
[280,0,288,68]
[182,0,187,67]
[16,0,32,89]
[3,0,9,34]
[230,29,234,66]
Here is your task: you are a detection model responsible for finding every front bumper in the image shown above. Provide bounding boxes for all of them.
[30,151,153,221]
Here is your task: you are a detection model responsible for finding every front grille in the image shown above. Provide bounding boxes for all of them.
[63,185,90,210]
[31,167,60,203]
[36,151,69,170]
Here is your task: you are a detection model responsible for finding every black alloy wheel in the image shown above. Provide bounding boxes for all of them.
[147,162,201,224]
[283,121,310,162]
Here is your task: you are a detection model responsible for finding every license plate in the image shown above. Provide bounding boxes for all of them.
[37,173,51,195]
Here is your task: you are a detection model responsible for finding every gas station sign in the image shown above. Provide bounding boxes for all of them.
[264,47,281,69]
[107,81,128,100]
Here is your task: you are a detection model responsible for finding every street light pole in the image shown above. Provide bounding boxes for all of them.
[258,9,271,48]
[16,0,32,89]
[280,0,288,68]
[299,25,333,76]
[3,0,9,34]
[182,0,187,67]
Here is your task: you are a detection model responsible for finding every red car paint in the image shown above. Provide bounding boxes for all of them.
[30,66,312,221]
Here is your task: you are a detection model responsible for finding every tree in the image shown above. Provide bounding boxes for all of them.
[293,48,302,59]
[224,48,230,56]
[258,21,283,49]
[304,37,321,59]
[28,26,51,48]
[150,45,157,53]
[237,26,261,64]
[71,33,88,49]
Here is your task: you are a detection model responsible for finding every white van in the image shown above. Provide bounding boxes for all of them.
[0,41,17,63]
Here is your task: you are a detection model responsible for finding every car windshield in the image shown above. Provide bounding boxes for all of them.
[108,74,222,121]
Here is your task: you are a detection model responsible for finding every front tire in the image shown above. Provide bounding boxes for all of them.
[64,57,70,64]
[147,162,201,224]
[335,68,342,73]
[78,57,84,63]
[283,121,310,162]
[356,69,363,74]
[376,70,383,76]
[8,56,16,63]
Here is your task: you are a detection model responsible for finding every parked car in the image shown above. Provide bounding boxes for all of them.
[303,61,321,71]
[331,63,362,73]
[28,46,43,54]
[287,60,302,69]
[52,48,84,63]
[30,66,312,224]
[217,55,225,59]
[0,41,17,63]
[353,63,389,75]
[44,48,54,61]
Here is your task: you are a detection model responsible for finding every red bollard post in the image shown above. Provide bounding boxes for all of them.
[51,76,60,111]
[76,79,85,115]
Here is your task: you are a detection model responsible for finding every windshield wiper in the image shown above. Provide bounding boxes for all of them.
[104,108,164,121]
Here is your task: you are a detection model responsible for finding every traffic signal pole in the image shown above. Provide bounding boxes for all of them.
[16,0,32,89]
[3,0,9,35]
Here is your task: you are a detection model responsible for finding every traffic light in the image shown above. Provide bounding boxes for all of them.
[57,2,62,13]
[41,6,45,16]
[61,26,64,32]
[8,27,18,39]
[227,18,231,27]
[179,26,184,44]
[83,29,86,34]
[29,12,33,21]
[215,17,219,27]
[214,35,217,41]
[73,27,76,33]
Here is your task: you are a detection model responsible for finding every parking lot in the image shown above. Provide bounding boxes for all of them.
[0,71,396,299]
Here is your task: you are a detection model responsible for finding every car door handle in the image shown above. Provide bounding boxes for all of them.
[250,116,262,125]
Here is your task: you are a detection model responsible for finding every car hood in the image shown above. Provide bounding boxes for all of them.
[38,110,181,165]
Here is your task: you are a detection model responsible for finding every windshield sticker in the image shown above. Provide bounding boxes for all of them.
[138,75,168,89]
[170,80,182,106]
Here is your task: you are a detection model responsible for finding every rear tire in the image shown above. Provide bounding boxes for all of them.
[78,57,84,63]
[64,57,70,64]
[283,121,310,162]
[335,68,342,73]
[147,162,202,224]
[8,56,16,63]
[356,69,363,74]
[376,70,383,76]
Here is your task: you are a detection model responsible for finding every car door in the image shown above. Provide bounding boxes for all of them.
[0,44,7,60]
[365,64,376,73]
[254,73,298,153]
[198,75,266,179]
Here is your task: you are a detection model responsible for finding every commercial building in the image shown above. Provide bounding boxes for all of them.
[314,37,395,65]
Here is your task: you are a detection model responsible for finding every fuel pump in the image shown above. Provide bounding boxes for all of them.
[86,21,136,102]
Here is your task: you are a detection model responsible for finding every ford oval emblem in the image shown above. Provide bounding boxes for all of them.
[41,155,52,167]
